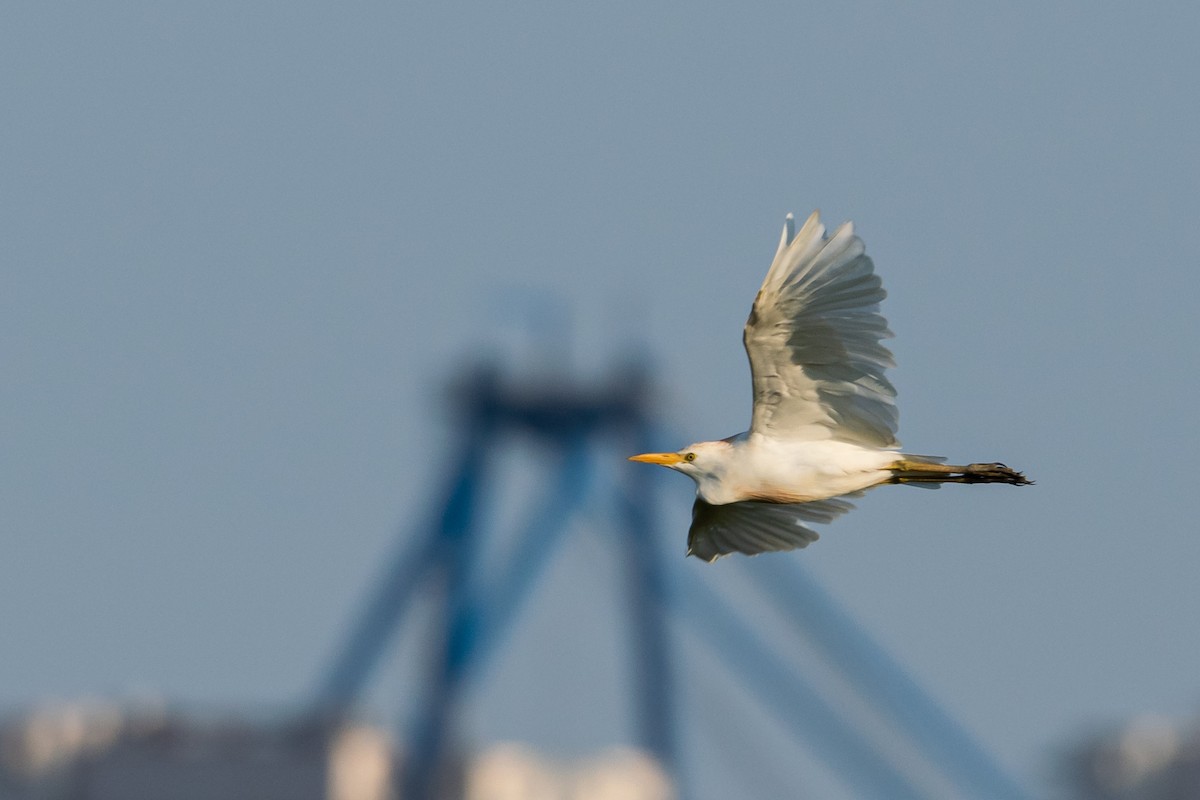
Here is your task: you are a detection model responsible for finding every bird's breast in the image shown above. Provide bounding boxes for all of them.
[697,439,895,505]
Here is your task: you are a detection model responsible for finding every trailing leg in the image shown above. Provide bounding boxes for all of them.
[888,459,1032,486]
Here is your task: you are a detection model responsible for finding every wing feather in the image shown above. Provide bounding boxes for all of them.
[745,211,898,446]
[687,497,856,562]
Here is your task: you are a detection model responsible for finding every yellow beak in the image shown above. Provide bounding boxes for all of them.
[628,452,684,465]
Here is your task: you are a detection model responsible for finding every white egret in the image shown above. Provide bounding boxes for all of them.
[630,211,1030,561]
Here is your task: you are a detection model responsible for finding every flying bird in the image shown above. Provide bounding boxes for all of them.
[629,211,1030,561]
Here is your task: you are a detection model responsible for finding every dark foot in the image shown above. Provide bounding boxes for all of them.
[964,462,1033,485]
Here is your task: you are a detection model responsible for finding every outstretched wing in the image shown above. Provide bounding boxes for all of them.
[744,211,898,446]
[687,497,856,562]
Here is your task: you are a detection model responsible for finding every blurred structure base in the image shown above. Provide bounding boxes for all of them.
[0,703,390,800]
[1065,715,1200,800]
[0,702,672,800]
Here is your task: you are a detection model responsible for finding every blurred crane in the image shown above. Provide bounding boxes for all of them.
[312,361,1033,800]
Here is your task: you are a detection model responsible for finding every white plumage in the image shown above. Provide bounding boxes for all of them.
[630,211,1030,562]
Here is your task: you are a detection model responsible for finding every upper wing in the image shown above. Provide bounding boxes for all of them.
[744,211,898,446]
[687,496,856,562]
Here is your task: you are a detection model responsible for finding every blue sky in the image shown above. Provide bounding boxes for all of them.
[4,3,1199,797]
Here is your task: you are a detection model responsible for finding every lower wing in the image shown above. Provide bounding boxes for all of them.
[688,496,856,562]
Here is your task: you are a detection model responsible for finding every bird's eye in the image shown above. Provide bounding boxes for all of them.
[684,452,696,462]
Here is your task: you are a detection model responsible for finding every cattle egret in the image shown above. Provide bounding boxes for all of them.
[630,211,1030,561]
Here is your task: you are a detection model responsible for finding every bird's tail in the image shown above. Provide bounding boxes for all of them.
[889,458,1032,486]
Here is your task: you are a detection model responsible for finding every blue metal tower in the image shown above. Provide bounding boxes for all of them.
[314,363,676,798]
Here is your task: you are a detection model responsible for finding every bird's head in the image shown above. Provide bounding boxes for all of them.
[627,440,730,481]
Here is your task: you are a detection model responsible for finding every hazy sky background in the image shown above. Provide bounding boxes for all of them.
[4,2,1199,798]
